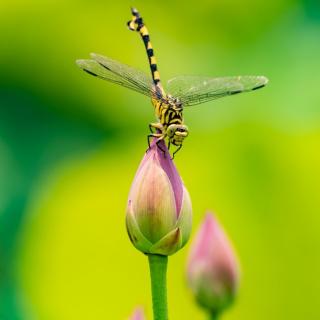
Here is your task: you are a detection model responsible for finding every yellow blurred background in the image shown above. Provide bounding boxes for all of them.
[1,0,320,319]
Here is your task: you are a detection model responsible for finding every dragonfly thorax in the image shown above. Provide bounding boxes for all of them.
[151,97,188,146]
[152,96,183,126]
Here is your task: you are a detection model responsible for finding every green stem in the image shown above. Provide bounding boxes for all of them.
[148,254,168,320]
[208,311,219,320]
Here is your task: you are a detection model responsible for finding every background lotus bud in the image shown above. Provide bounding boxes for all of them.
[187,213,240,316]
[128,307,145,320]
[126,140,192,256]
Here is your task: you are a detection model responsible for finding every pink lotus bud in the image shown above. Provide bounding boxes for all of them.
[187,213,240,315]
[126,141,192,256]
[128,307,145,320]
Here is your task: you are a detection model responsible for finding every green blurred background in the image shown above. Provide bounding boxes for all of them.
[1,0,320,319]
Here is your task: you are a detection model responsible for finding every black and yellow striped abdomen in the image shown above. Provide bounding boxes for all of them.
[128,8,165,97]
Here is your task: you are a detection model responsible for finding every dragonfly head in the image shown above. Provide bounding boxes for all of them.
[167,124,189,146]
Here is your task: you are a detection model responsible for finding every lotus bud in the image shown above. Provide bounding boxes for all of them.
[126,140,192,256]
[187,213,240,316]
[128,307,145,320]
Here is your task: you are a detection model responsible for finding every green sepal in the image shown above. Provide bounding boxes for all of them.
[126,213,153,253]
[150,228,182,256]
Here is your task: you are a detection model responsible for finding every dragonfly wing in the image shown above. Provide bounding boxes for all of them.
[76,53,155,97]
[167,75,268,106]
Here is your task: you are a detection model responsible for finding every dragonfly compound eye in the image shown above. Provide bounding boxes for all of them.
[174,126,189,137]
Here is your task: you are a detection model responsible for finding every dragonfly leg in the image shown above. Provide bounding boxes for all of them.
[147,133,162,153]
[156,137,167,158]
[172,145,182,160]
[147,135,152,150]
[147,123,165,153]
[149,122,163,133]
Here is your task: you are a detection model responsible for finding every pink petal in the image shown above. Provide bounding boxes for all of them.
[129,139,183,216]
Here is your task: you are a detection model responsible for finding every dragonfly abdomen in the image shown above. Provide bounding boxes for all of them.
[128,8,165,97]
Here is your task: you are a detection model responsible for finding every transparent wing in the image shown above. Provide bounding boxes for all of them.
[76,53,155,97]
[167,75,268,107]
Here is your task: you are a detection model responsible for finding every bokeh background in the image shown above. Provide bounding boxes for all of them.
[1,0,320,319]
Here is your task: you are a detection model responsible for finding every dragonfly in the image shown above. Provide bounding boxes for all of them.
[76,7,268,158]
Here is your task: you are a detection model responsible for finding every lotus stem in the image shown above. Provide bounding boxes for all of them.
[148,254,168,320]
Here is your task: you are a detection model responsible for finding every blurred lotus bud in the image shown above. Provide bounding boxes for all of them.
[187,213,240,316]
[126,140,192,256]
[128,307,145,320]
